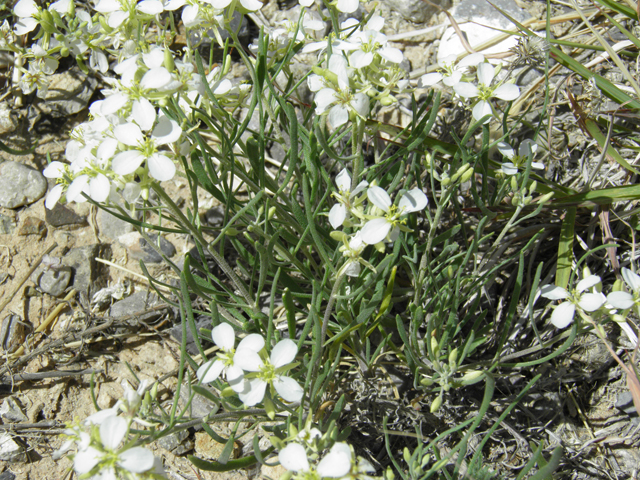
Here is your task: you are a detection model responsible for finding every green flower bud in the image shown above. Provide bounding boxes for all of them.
[430,394,442,413]
[224,227,240,236]
[60,46,70,57]
[164,47,175,72]
[510,176,518,191]
[403,447,411,464]
[529,180,537,194]
[420,377,433,387]
[460,370,484,384]
[430,337,440,357]
[40,10,57,34]
[441,175,451,187]
[380,95,396,106]
[268,206,276,220]
[330,231,348,242]
[448,348,458,369]
[537,192,554,204]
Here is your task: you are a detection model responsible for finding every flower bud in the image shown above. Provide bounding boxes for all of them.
[448,348,458,369]
[164,47,175,73]
[268,206,276,220]
[40,10,57,34]
[330,231,348,242]
[510,176,518,191]
[380,95,396,106]
[528,180,537,194]
[430,394,442,413]
[420,377,433,386]
[60,46,70,57]
[225,227,239,236]
[403,447,411,464]
[430,337,439,357]
[537,192,554,204]
[460,370,484,384]
[441,175,450,187]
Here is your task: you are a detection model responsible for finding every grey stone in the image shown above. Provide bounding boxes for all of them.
[38,68,98,117]
[169,316,212,355]
[17,216,46,237]
[0,162,48,209]
[37,267,72,297]
[0,102,16,135]
[0,214,16,234]
[204,206,225,226]
[0,433,25,463]
[0,471,16,480]
[615,391,640,425]
[382,0,448,23]
[109,291,163,324]
[61,244,111,297]
[0,397,28,423]
[454,0,527,28]
[158,429,189,452]
[45,203,86,227]
[179,382,219,419]
[118,232,176,263]
[97,208,136,240]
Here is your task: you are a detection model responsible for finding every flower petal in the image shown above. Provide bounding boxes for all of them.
[367,186,392,212]
[118,447,155,473]
[453,82,478,98]
[100,415,127,450]
[493,84,520,101]
[274,376,303,402]
[540,285,568,300]
[398,188,428,213]
[197,359,225,384]
[622,267,640,292]
[578,293,605,312]
[238,379,267,406]
[74,447,101,474]
[226,365,246,392]
[550,302,575,328]
[112,150,146,176]
[270,339,298,368]
[279,443,309,472]
[477,63,495,85]
[361,218,391,245]
[147,153,176,181]
[317,443,352,477]
[211,323,235,350]
[236,333,265,352]
[576,275,601,292]
[329,204,347,229]
[607,291,635,310]
[234,350,263,372]
[89,174,110,202]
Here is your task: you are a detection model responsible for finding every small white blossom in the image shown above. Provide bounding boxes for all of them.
[497,139,543,175]
[541,275,606,328]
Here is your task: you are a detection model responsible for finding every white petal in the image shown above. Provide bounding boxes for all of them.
[518,139,538,157]
[420,73,442,87]
[197,360,225,384]
[147,153,176,181]
[453,82,478,98]
[14,18,38,35]
[335,169,351,191]
[477,62,495,85]
[45,184,64,209]
[74,447,101,474]
[100,415,127,450]
[94,0,120,13]
[350,50,373,69]
[118,447,155,473]
[112,150,146,176]
[279,443,309,472]
[622,268,640,292]
[238,379,267,406]
[576,275,601,292]
[274,376,303,402]
[501,163,518,175]
[239,0,263,11]
[234,350,263,372]
[607,291,635,310]
[442,71,462,87]
[84,408,118,425]
[317,443,352,477]
[367,186,392,212]
[141,67,172,90]
[379,47,403,63]
[315,88,337,114]
[89,174,110,202]
[114,123,143,146]
[66,175,89,202]
[136,0,164,14]
[550,302,575,328]
[336,0,358,13]
[328,105,349,128]
[329,204,347,229]
[236,333,265,352]
[211,323,235,350]
[350,93,369,118]
[493,84,520,101]
[132,98,156,131]
[360,218,392,245]
[540,285,568,300]
[43,161,66,178]
[398,188,428,213]
[108,10,129,28]
[14,0,38,17]
[578,293,605,312]
[472,100,492,122]
[497,142,514,159]
[270,339,298,368]
[226,365,246,392]
[458,53,484,68]
[152,116,182,145]
[351,180,368,197]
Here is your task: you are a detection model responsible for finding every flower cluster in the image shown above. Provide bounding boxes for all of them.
[328,169,428,277]
[197,324,303,407]
[53,380,166,479]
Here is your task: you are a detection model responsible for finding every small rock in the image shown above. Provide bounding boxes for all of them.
[158,429,190,453]
[38,68,98,117]
[118,232,176,263]
[179,382,219,419]
[0,102,16,135]
[381,0,448,23]
[37,267,72,297]
[0,433,26,463]
[0,213,16,234]
[169,316,212,355]
[0,315,25,354]
[109,290,163,324]
[61,244,111,297]
[0,471,16,480]
[0,162,48,209]
[97,208,136,240]
[615,391,640,424]
[45,203,86,227]
[194,432,232,460]
[17,216,46,237]
[204,206,225,226]
[0,397,28,423]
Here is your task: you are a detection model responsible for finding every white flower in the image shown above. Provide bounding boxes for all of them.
[540,275,606,328]
[454,63,520,122]
[13,0,39,35]
[420,53,484,88]
[234,339,303,406]
[497,139,543,175]
[338,232,369,277]
[94,0,130,29]
[608,268,640,311]
[317,442,353,477]
[279,443,310,472]
[197,324,261,393]
[360,187,428,245]
[74,416,156,478]
[329,169,368,229]
[335,0,359,13]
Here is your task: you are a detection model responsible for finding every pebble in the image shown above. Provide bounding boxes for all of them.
[61,244,111,296]
[37,267,72,297]
[0,102,16,135]
[109,291,163,325]
[97,208,136,240]
[45,203,86,228]
[0,162,48,209]
[0,213,16,234]
[615,391,640,425]
[158,429,190,453]
[17,216,47,237]
[37,68,98,118]
[0,433,26,463]
[0,471,16,480]
[179,381,219,419]
[118,232,176,263]
[382,0,448,23]
[169,316,212,355]
[0,397,28,423]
